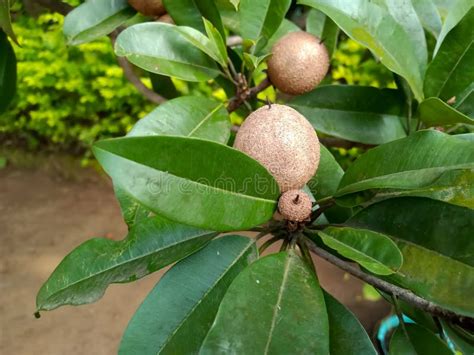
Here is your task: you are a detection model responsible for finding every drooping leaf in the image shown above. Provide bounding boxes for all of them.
[259,19,300,54]
[440,320,474,355]
[128,96,230,143]
[239,0,292,48]
[389,323,452,355]
[313,227,403,275]
[424,8,474,101]
[336,130,474,208]
[418,97,474,126]
[306,9,339,57]
[119,235,257,355]
[324,292,377,355]
[289,85,407,145]
[115,23,220,82]
[36,215,216,312]
[299,0,427,100]
[163,0,225,37]
[434,0,472,55]
[0,30,16,113]
[0,0,18,44]
[93,136,279,231]
[412,0,442,38]
[200,251,330,354]
[63,0,135,45]
[348,197,474,317]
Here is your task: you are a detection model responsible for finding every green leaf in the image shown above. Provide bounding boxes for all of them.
[119,235,257,355]
[434,0,472,55]
[336,130,474,208]
[412,0,442,38]
[128,96,231,143]
[115,23,220,82]
[113,183,151,228]
[419,97,474,126]
[324,292,377,355]
[149,73,179,99]
[200,251,330,354]
[203,18,228,67]
[314,227,403,275]
[259,19,300,54]
[63,0,135,45]
[348,197,474,317]
[440,320,474,355]
[163,0,225,37]
[306,9,340,57]
[289,85,407,145]
[299,0,427,101]
[0,0,18,44]
[389,323,452,355]
[0,30,16,113]
[424,8,474,101]
[454,82,474,117]
[239,0,292,47]
[308,145,343,200]
[93,136,279,231]
[36,215,216,312]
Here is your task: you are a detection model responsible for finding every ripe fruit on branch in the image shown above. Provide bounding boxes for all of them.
[234,104,320,192]
[278,190,312,222]
[128,0,166,17]
[267,32,329,95]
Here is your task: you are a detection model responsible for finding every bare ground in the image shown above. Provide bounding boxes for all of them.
[0,162,389,355]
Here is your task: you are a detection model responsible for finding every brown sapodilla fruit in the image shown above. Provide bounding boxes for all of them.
[278,190,312,222]
[128,0,166,17]
[267,31,329,95]
[234,104,320,192]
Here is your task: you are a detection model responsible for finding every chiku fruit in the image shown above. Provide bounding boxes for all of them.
[128,0,166,17]
[267,32,329,95]
[234,104,320,192]
[278,190,312,222]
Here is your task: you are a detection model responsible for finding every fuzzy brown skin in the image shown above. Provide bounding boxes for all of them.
[234,104,320,192]
[278,190,312,222]
[267,32,329,95]
[157,13,174,24]
[128,0,166,17]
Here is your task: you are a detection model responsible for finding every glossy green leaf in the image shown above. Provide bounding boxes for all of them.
[389,323,452,355]
[419,97,474,126]
[324,292,377,355]
[440,320,474,355]
[424,8,474,101]
[434,0,472,55]
[0,0,17,44]
[336,130,474,208]
[299,0,427,100]
[0,30,16,113]
[315,227,403,275]
[93,136,279,231]
[454,83,474,117]
[306,9,340,57]
[308,145,343,200]
[119,235,257,355]
[36,215,216,312]
[63,0,135,45]
[239,0,291,47]
[113,183,151,228]
[200,251,330,354]
[289,85,406,145]
[259,19,300,54]
[203,18,228,67]
[163,0,225,37]
[128,96,231,143]
[348,197,474,316]
[412,0,442,38]
[115,23,220,82]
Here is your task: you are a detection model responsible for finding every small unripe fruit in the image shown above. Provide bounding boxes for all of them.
[278,190,312,222]
[267,32,329,95]
[234,104,320,192]
[128,0,166,17]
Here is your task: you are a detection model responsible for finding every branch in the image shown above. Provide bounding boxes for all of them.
[109,30,167,105]
[32,0,72,15]
[227,77,272,113]
[305,238,474,328]
[226,35,243,47]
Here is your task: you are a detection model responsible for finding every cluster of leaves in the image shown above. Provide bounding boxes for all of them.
[28,0,474,354]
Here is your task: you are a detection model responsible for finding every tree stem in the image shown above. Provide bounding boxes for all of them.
[304,237,474,328]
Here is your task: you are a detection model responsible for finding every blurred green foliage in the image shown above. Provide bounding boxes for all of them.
[1,11,394,156]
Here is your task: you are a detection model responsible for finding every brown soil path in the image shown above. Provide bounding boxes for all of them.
[0,165,389,354]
